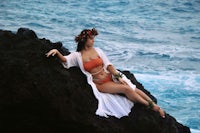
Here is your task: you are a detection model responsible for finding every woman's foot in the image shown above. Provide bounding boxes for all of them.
[147,100,165,118]
[152,104,165,118]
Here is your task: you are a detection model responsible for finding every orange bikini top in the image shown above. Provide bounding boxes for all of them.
[83,57,103,72]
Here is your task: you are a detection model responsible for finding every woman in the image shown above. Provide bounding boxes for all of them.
[46,28,165,118]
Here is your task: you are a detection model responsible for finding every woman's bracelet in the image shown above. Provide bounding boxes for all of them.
[113,73,123,81]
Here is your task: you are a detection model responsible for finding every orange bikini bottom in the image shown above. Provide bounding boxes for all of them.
[93,73,112,84]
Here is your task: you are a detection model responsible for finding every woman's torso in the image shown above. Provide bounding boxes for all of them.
[81,48,109,83]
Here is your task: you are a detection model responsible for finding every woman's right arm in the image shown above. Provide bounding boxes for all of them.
[46,49,67,62]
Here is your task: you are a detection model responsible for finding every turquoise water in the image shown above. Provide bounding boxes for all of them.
[1,0,200,132]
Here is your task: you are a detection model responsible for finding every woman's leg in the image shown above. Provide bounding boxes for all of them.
[96,82,149,105]
[96,82,165,118]
[135,88,152,101]
[135,88,165,118]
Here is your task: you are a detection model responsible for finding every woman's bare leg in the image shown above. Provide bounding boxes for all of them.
[135,88,165,118]
[96,82,165,118]
[96,82,149,105]
[135,88,152,101]
[132,91,166,118]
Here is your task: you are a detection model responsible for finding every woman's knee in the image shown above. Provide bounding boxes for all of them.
[135,88,140,93]
[123,86,135,94]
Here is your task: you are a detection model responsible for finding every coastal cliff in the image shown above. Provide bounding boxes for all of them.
[0,28,190,133]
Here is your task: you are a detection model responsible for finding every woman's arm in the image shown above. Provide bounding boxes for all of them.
[46,49,66,62]
[107,65,118,75]
[107,65,127,85]
[97,47,126,84]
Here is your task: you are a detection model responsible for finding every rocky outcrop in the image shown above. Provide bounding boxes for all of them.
[0,28,190,133]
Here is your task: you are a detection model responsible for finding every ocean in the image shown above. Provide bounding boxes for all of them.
[0,0,200,132]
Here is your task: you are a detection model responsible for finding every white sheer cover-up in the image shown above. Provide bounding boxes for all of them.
[62,47,136,118]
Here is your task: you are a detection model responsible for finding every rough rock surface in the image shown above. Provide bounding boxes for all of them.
[0,28,190,133]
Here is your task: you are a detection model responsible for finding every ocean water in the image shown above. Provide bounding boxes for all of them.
[0,0,200,132]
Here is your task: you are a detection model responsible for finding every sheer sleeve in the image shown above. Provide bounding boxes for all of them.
[62,52,79,69]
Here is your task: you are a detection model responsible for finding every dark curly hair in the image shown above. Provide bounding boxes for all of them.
[75,28,98,51]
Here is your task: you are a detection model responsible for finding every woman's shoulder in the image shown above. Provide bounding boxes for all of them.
[65,51,81,58]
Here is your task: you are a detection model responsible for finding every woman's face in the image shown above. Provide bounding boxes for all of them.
[85,35,95,47]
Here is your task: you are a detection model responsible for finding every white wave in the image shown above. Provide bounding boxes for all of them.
[191,129,200,133]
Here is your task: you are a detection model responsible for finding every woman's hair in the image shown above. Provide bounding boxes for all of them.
[75,28,98,51]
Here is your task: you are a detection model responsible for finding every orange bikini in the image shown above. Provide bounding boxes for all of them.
[83,57,112,84]
[83,57,103,72]
[93,74,112,84]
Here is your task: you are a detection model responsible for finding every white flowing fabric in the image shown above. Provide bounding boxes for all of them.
[62,47,136,118]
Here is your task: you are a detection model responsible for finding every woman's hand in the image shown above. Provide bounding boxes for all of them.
[46,49,67,62]
[46,49,58,57]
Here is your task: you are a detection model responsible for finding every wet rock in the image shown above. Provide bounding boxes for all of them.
[0,28,190,133]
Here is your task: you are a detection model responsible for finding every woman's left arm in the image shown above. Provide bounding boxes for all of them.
[107,65,127,85]
[107,65,119,75]
[97,47,127,84]
[96,48,118,75]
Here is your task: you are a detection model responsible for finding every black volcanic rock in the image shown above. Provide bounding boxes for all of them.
[0,28,190,133]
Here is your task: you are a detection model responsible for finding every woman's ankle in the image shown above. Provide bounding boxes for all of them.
[147,100,154,109]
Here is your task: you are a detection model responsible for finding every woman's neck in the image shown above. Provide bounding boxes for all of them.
[84,46,93,51]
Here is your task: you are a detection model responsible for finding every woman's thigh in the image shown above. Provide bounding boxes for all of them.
[95,81,130,94]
